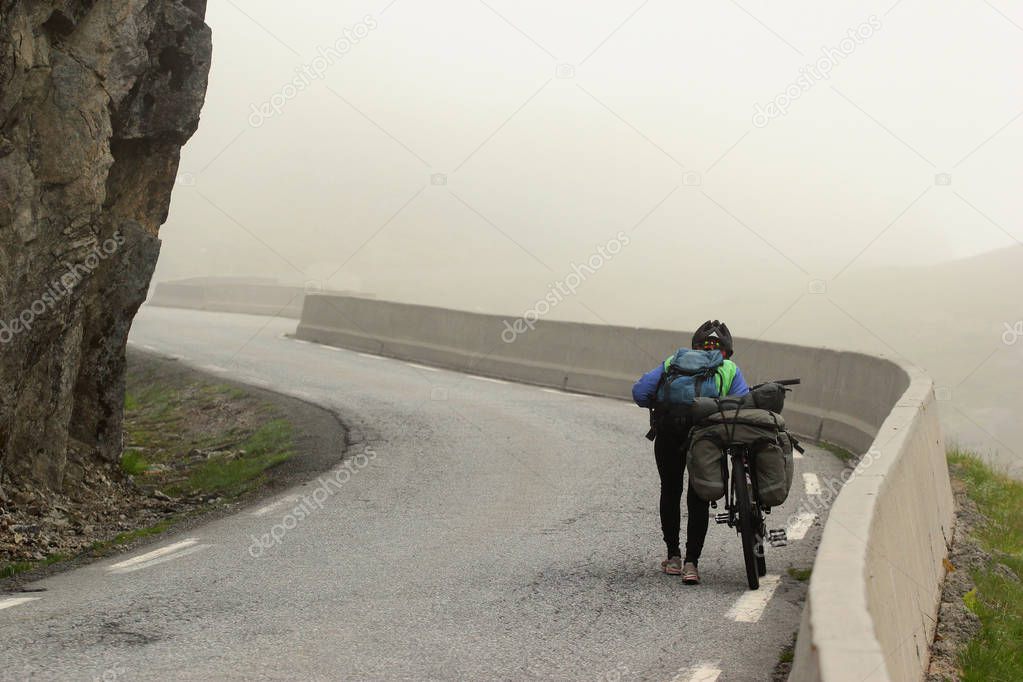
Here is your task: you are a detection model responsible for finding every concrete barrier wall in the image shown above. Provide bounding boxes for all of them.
[149,281,306,318]
[297,294,954,682]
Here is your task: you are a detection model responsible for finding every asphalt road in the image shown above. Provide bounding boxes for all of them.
[0,307,847,681]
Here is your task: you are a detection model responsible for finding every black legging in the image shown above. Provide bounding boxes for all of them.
[654,426,710,564]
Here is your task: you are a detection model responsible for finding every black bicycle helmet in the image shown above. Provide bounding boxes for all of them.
[692,320,734,357]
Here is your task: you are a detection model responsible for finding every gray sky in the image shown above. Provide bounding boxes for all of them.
[156,0,1023,469]
[160,0,1021,327]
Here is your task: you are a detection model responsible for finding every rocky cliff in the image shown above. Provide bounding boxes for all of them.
[0,0,212,497]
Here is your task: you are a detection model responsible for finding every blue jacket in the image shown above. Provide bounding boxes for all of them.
[632,359,750,408]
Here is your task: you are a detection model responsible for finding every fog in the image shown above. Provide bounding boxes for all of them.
[156,1,1023,472]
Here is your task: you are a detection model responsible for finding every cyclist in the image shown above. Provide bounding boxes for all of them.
[631,320,750,584]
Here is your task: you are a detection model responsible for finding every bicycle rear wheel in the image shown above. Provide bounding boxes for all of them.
[733,456,761,590]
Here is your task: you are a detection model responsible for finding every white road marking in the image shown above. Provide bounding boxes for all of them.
[292,339,312,345]
[108,544,208,575]
[357,353,384,360]
[670,663,722,682]
[108,539,198,571]
[252,494,301,517]
[725,574,781,622]
[540,388,577,397]
[786,512,818,541]
[200,364,227,374]
[244,376,271,387]
[327,346,345,352]
[0,597,39,611]
[469,375,508,385]
[405,363,440,372]
[803,472,822,495]
[143,345,159,352]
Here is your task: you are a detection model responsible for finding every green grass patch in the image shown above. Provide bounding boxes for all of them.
[158,419,295,499]
[181,420,294,497]
[90,519,177,555]
[787,566,812,582]
[819,441,856,462]
[120,450,149,475]
[0,553,70,579]
[948,450,1023,681]
[124,365,297,500]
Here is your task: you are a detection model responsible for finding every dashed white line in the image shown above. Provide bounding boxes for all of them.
[109,539,201,572]
[670,663,722,682]
[786,511,818,541]
[109,544,208,574]
[357,352,384,360]
[803,472,822,495]
[725,574,781,622]
[540,388,577,397]
[405,362,440,372]
[468,375,508,385]
[0,597,39,611]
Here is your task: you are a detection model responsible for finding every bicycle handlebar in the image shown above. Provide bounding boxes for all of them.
[749,378,801,390]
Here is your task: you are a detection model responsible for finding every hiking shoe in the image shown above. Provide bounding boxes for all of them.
[661,556,683,575]
[681,562,700,585]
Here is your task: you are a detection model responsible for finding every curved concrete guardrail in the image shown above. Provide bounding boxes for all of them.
[148,278,370,320]
[296,294,954,682]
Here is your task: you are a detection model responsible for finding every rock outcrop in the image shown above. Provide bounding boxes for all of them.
[0,0,211,496]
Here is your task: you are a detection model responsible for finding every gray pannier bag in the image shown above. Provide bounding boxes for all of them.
[686,408,796,507]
